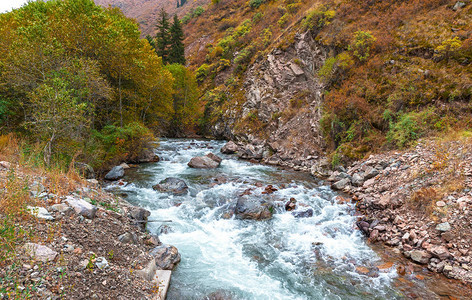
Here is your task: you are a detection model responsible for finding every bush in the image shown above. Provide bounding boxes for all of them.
[302,7,335,31]
[278,13,291,27]
[349,31,376,62]
[249,0,264,9]
[387,109,438,148]
[196,64,210,83]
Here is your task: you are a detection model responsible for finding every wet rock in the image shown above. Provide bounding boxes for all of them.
[285,198,297,211]
[188,153,222,168]
[436,222,451,232]
[65,196,97,219]
[262,185,278,194]
[150,244,181,270]
[234,198,274,220]
[356,220,370,235]
[118,232,138,245]
[292,208,313,218]
[24,243,58,262]
[205,290,235,300]
[27,206,54,221]
[153,177,188,195]
[74,162,95,179]
[104,166,124,181]
[410,250,432,264]
[128,207,151,231]
[332,178,350,190]
[220,141,238,154]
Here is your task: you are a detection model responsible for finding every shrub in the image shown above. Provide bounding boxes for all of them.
[249,0,264,9]
[349,31,376,62]
[278,13,291,27]
[302,7,335,31]
[196,64,210,83]
[386,109,438,148]
[318,52,354,85]
[434,37,462,60]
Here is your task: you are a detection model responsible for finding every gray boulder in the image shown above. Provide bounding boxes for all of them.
[65,196,98,219]
[118,232,138,244]
[292,208,314,218]
[134,149,160,163]
[153,177,188,195]
[351,173,365,187]
[332,178,350,190]
[188,153,222,169]
[150,244,181,270]
[128,207,151,231]
[104,166,124,181]
[234,198,273,220]
[220,141,239,154]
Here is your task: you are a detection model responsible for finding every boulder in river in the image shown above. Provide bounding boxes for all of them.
[234,198,274,220]
[188,153,222,168]
[220,141,239,154]
[104,166,124,181]
[150,244,181,270]
[292,208,314,218]
[129,148,160,163]
[153,177,188,195]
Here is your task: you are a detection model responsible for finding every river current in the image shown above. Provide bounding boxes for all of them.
[107,139,466,300]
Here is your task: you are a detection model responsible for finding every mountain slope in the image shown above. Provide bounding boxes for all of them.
[93,0,209,36]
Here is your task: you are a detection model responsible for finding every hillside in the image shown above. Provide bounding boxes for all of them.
[181,0,472,168]
[93,0,209,36]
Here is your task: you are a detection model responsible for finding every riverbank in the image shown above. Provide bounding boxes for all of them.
[0,160,165,299]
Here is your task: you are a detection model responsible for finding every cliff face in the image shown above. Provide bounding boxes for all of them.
[93,0,208,37]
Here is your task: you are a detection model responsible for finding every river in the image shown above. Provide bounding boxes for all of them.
[108,138,469,300]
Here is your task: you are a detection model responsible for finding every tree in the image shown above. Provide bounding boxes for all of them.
[155,9,171,64]
[169,14,186,65]
[145,34,156,50]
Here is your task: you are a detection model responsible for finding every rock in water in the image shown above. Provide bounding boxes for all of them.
[220,141,238,154]
[292,208,313,218]
[104,166,124,180]
[24,243,58,262]
[153,177,188,195]
[188,153,222,168]
[150,244,181,270]
[234,198,273,220]
[128,207,151,231]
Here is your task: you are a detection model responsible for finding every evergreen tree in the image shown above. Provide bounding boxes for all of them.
[155,9,171,63]
[169,14,186,65]
[145,34,156,50]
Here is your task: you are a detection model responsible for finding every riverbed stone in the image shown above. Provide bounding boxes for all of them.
[234,198,274,220]
[221,141,238,154]
[128,207,151,231]
[152,177,188,195]
[104,166,124,181]
[118,232,138,245]
[188,153,222,168]
[150,244,181,270]
[292,208,313,218]
[410,250,432,264]
[24,243,58,262]
[430,245,451,260]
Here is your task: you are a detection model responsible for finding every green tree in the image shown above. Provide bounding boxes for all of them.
[155,9,171,64]
[169,14,186,65]
[145,34,156,50]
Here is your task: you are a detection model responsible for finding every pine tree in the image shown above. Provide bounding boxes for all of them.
[169,14,186,65]
[145,34,155,50]
[155,9,171,64]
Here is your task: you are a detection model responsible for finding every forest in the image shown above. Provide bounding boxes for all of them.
[0,0,198,171]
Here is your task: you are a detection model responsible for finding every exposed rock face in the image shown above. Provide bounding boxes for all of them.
[188,153,222,168]
[150,244,181,270]
[205,31,327,171]
[153,177,188,195]
[221,141,238,154]
[104,166,125,181]
[234,198,273,220]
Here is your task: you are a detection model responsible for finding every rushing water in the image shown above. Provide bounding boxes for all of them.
[107,139,466,300]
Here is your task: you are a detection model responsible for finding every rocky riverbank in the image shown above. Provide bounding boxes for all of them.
[223,137,472,287]
[0,161,179,299]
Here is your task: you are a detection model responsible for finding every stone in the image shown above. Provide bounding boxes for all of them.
[24,243,58,262]
[51,203,73,215]
[234,198,274,220]
[188,153,222,168]
[130,149,160,163]
[128,207,151,231]
[29,182,46,197]
[364,166,379,180]
[136,260,157,281]
[436,222,451,232]
[436,201,446,207]
[27,206,54,221]
[0,161,11,169]
[153,177,188,195]
[150,244,181,270]
[285,198,297,211]
[430,245,451,260]
[118,232,138,244]
[352,173,365,187]
[95,257,109,270]
[65,196,98,219]
[356,221,370,235]
[74,162,95,179]
[119,163,130,169]
[292,208,313,218]
[220,141,239,154]
[453,1,466,11]
[410,250,432,264]
[332,178,350,190]
[104,166,124,181]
